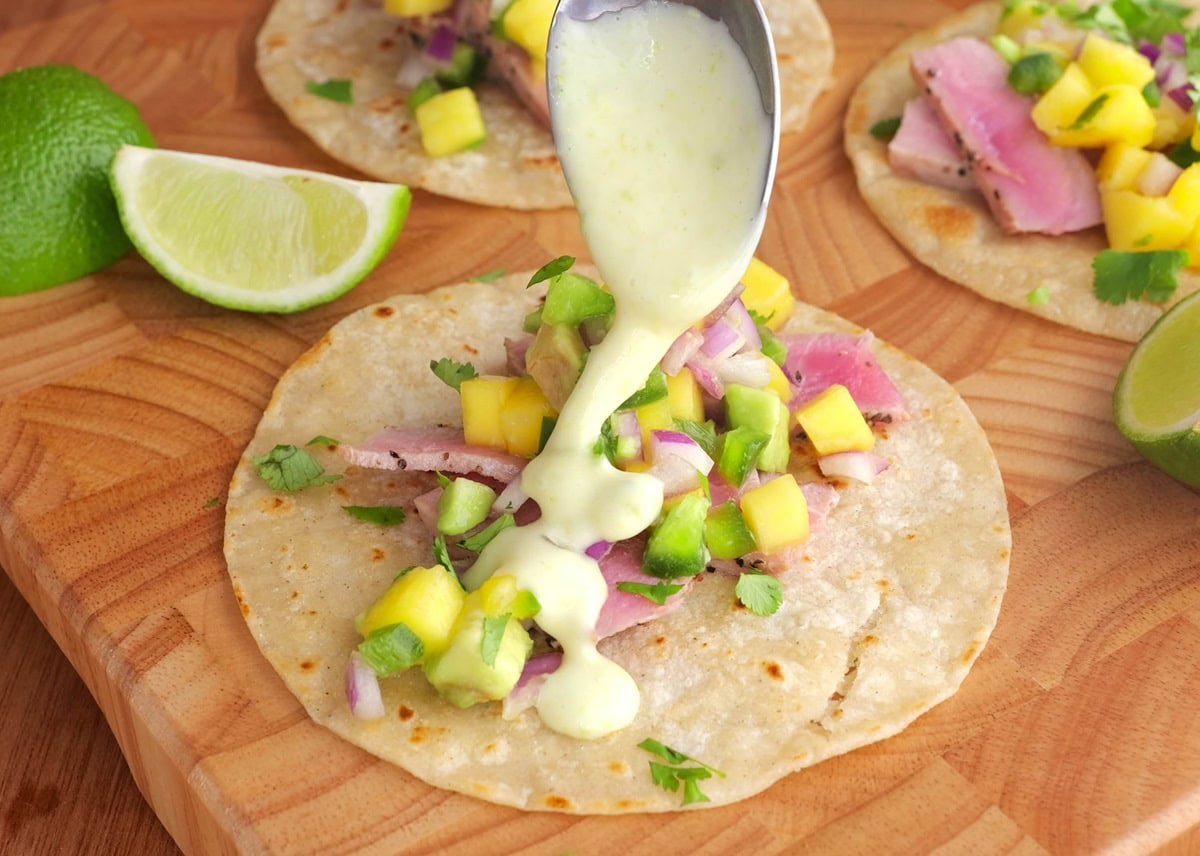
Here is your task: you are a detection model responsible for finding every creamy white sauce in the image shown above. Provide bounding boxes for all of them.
[465,0,774,739]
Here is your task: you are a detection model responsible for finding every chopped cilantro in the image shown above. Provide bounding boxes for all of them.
[1057,3,1131,42]
[1168,140,1200,168]
[620,365,668,409]
[1027,286,1051,305]
[203,497,221,509]
[616,581,684,605]
[538,416,556,454]
[640,738,690,765]
[1067,93,1110,130]
[1008,52,1063,94]
[1092,249,1188,304]
[480,613,511,667]
[735,572,783,616]
[306,434,340,446]
[430,357,478,390]
[358,623,424,676]
[1112,0,1191,43]
[253,445,342,492]
[639,739,725,806]
[470,268,507,283]
[528,255,575,287]
[343,505,406,526]
[406,77,441,114]
[868,116,901,141]
[435,470,452,489]
[674,419,718,459]
[458,513,515,552]
[433,534,454,571]
[305,78,353,103]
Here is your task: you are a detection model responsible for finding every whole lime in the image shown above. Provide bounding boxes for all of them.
[0,65,154,295]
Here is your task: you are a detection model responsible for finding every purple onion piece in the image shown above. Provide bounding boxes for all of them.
[1168,84,1195,112]
[585,541,612,560]
[700,319,744,361]
[1163,31,1187,55]
[686,354,725,399]
[722,299,762,352]
[1139,40,1162,64]
[701,282,745,327]
[425,25,457,64]
[346,652,386,720]
[661,328,704,375]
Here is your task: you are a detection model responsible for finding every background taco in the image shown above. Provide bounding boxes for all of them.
[223,272,1010,812]
[256,0,834,209]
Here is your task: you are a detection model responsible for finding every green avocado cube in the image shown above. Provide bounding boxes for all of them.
[643,493,711,578]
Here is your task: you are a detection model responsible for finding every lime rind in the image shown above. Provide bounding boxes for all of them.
[109,145,411,313]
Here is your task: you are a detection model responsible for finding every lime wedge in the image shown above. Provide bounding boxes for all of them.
[110,145,411,312]
[1114,290,1200,488]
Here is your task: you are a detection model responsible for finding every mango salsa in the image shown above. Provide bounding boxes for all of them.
[666,367,704,422]
[740,257,794,329]
[1102,189,1193,251]
[356,566,465,656]
[635,395,674,451]
[501,0,556,64]
[1097,143,1154,191]
[499,376,556,458]
[739,474,810,553]
[794,384,875,456]
[384,0,454,15]
[461,375,519,450]
[1076,33,1154,90]
[414,87,487,157]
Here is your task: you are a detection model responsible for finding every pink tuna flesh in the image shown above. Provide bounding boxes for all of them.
[911,37,1102,235]
[888,96,975,191]
[782,332,907,423]
[595,538,694,639]
[339,426,525,483]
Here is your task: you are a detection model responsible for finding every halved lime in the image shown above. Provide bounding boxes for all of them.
[1114,290,1200,489]
[110,145,411,312]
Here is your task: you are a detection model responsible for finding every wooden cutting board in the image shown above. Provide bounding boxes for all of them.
[2,0,1198,853]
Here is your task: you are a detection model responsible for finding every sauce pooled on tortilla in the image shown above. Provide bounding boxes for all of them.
[464,0,773,739]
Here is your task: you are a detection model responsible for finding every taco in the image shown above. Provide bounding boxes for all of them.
[845,0,1200,343]
[223,264,1010,812]
[255,0,834,209]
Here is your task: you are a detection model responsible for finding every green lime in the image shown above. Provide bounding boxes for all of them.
[1114,290,1200,489]
[109,146,411,313]
[0,64,154,294]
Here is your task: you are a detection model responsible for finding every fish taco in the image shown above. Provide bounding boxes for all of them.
[255,0,834,209]
[845,0,1200,343]
[224,263,1010,812]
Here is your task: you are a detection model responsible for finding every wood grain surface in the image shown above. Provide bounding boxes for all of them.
[0,0,1198,854]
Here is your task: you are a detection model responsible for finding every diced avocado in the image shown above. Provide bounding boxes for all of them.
[526,322,586,411]
[522,305,543,333]
[725,384,790,473]
[435,42,486,88]
[356,565,465,655]
[716,425,770,487]
[643,493,711,578]
[704,501,757,560]
[414,87,487,158]
[542,273,615,325]
[621,365,669,410]
[437,477,498,535]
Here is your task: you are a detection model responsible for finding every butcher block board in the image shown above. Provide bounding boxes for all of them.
[1,0,1199,853]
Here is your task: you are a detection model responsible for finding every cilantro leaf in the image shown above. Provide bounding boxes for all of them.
[358,623,424,676]
[480,613,511,667]
[639,740,725,806]
[253,445,342,492]
[538,416,556,454]
[470,268,507,283]
[305,78,353,103]
[648,762,680,792]
[674,419,718,458]
[528,255,575,287]
[1092,249,1188,304]
[620,365,668,410]
[1112,0,1191,43]
[435,471,452,489]
[1057,3,1131,42]
[306,434,340,446]
[735,573,783,616]
[343,505,406,526]
[433,534,454,571]
[868,116,901,141]
[616,581,684,605]
[458,513,515,552]
[1169,140,1200,168]
[430,358,478,391]
[675,767,714,805]
[1067,93,1110,130]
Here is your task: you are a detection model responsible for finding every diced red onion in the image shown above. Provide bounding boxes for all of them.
[646,430,714,495]
[396,54,431,89]
[1136,153,1183,197]
[1139,41,1162,64]
[346,651,386,720]
[1156,54,1189,93]
[686,354,725,398]
[502,653,561,720]
[1168,84,1195,112]
[1164,32,1187,55]
[493,477,528,514]
[425,25,457,63]
[700,319,745,361]
[713,352,774,388]
[817,451,890,484]
[612,410,642,461]
[661,328,703,376]
[585,541,612,560]
[701,283,745,327]
[722,299,762,352]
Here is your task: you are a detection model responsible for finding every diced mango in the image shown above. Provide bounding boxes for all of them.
[356,566,465,656]
[1076,32,1155,89]
[1168,164,1200,222]
[384,0,453,15]
[635,396,674,452]
[1153,98,1194,150]
[461,375,519,451]
[740,257,794,329]
[499,376,556,458]
[501,0,556,64]
[1181,218,1200,267]
[1096,143,1153,191]
[415,87,487,157]
[1102,189,1193,251]
[1031,63,1095,139]
[794,384,875,456]
[666,367,704,422]
[739,474,810,553]
[1047,84,1156,149]
[764,359,793,403]
[997,0,1048,40]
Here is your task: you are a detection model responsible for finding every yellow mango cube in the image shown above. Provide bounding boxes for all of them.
[1077,32,1155,89]
[1168,164,1200,222]
[1182,218,1200,267]
[794,384,875,456]
[1102,189,1192,251]
[740,257,794,329]
[635,396,674,452]
[1049,84,1156,149]
[764,359,793,403]
[1152,98,1194,149]
[461,375,519,450]
[384,0,454,15]
[1096,144,1153,191]
[739,474,810,553]
[356,566,465,656]
[1031,63,1095,139]
[415,87,487,158]
[500,376,557,458]
[666,367,704,422]
[501,0,556,63]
